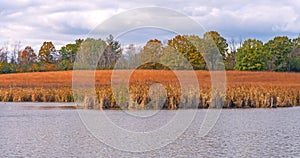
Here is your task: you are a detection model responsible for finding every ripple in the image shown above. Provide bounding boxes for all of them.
[0,104,299,157]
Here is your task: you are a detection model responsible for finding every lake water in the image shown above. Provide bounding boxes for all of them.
[0,103,300,157]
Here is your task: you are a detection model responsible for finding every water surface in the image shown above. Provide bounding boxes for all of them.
[0,103,299,157]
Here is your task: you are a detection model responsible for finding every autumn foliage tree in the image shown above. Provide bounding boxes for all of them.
[38,41,57,71]
[140,39,164,69]
[16,46,38,72]
[20,46,37,65]
[38,42,56,64]
[167,35,205,70]
[1,31,300,74]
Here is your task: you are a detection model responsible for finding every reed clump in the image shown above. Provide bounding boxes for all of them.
[0,88,74,103]
[0,70,299,109]
[1,83,298,110]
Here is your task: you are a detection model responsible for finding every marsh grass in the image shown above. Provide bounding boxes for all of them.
[0,84,299,109]
[0,70,299,109]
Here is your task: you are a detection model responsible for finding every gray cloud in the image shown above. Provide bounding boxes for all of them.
[0,0,299,51]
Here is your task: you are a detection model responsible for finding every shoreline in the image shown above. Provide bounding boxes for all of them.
[0,102,296,110]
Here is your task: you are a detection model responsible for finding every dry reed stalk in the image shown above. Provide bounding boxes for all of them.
[0,70,299,109]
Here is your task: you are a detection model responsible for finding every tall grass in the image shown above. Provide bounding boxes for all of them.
[0,70,299,109]
[0,88,74,102]
[0,84,299,109]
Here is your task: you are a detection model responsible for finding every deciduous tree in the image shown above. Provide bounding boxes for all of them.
[235,39,267,71]
[75,38,106,70]
[60,39,83,63]
[38,41,56,63]
[203,31,228,61]
[20,46,37,65]
[264,36,293,71]
[167,35,205,70]
[290,37,300,72]
[140,39,163,69]
[98,35,122,69]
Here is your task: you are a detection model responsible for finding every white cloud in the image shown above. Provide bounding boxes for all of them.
[187,3,300,41]
[0,0,300,51]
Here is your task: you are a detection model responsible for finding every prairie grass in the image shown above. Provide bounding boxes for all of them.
[0,70,299,109]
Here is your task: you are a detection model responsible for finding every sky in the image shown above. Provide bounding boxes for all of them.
[0,0,300,51]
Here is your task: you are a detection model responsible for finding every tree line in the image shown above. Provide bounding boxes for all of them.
[0,31,299,73]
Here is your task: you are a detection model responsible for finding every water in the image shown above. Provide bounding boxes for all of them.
[0,103,300,157]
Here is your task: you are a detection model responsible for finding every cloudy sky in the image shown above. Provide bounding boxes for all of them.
[0,0,300,51]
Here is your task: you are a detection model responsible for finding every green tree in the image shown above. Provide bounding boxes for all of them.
[201,36,224,70]
[290,37,300,71]
[235,39,267,71]
[203,31,228,61]
[74,38,106,70]
[38,41,56,63]
[264,36,293,71]
[167,35,205,70]
[59,39,83,70]
[56,60,72,70]
[60,39,83,64]
[160,45,189,70]
[0,62,16,73]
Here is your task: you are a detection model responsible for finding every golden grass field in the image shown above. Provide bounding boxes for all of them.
[0,70,299,109]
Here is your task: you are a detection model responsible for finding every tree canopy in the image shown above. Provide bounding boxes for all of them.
[264,36,293,71]
[38,41,56,63]
[235,39,266,71]
[1,31,300,73]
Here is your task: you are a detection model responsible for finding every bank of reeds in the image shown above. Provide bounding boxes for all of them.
[0,83,299,109]
[0,70,300,109]
[0,88,74,102]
